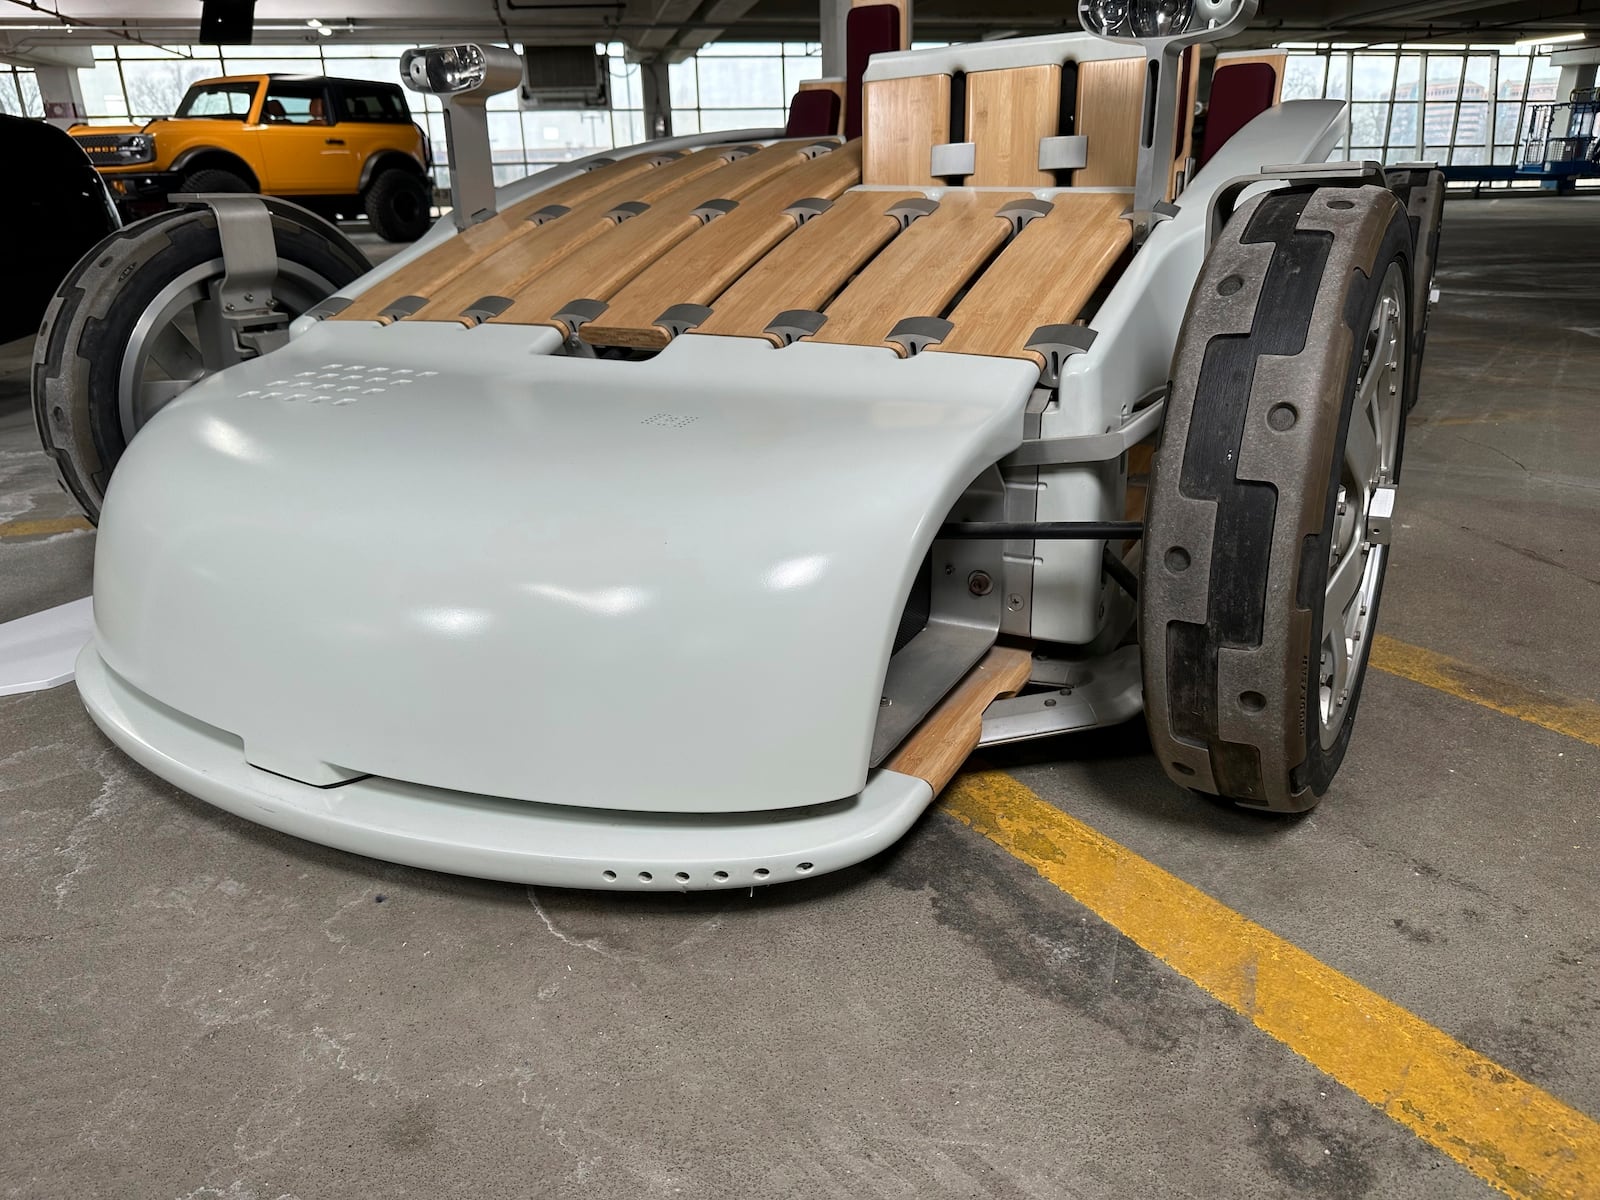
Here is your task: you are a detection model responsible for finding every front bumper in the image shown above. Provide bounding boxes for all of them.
[97,169,181,215]
[77,644,937,890]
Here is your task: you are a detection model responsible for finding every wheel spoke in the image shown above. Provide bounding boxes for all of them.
[1325,540,1366,623]
[1326,629,1352,710]
[137,379,195,423]
[1345,405,1380,490]
[146,322,206,381]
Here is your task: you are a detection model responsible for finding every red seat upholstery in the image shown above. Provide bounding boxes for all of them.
[1197,63,1278,169]
[785,88,841,138]
[844,4,902,140]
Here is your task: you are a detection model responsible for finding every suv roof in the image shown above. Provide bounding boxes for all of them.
[189,74,405,90]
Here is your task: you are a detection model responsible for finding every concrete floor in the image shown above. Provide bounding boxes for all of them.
[2,202,1597,1199]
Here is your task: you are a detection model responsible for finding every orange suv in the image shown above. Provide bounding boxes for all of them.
[71,73,432,241]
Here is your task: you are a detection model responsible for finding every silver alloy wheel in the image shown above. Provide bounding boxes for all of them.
[1318,260,1407,748]
[115,257,338,445]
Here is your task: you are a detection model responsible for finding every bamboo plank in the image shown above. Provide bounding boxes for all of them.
[490,139,832,327]
[337,151,700,322]
[930,192,1131,368]
[349,145,745,324]
[690,188,922,343]
[1073,57,1145,188]
[967,64,1060,188]
[885,647,1033,795]
[862,74,950,186]
[579,141,864,350]
[808,190,1027,352]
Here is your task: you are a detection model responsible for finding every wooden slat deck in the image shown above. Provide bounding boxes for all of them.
[807,190,1028,352]
[578,141,865,350]
[966,64,1060,188]
[1073,57,1144,188]
[690,187,922,344]
[488,140,834,328]
[346,145,752,324]
[336,151,708,323]
[862,74,949,186]
[929,191,1131,367]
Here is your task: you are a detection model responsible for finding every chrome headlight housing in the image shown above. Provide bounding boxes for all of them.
[1080,0,1256,43]
[399,43,522,98]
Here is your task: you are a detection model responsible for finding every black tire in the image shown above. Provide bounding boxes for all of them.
[176,167,251,195]
[32,201,369,523]
[1384,166,1445,413]
[364,168,431,242]
[1140,185,1412,813]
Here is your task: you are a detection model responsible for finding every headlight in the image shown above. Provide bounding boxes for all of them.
[1132,0,1193,36]
[399,43,522,98]
[116,134,156,164]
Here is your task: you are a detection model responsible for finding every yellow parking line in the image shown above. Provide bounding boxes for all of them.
[0,516,93,539]
[1371,635,1600,748]
[943,768,1600,1199]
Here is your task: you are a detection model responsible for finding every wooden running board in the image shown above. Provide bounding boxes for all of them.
[691,187,922,344]
[578,140,864,349]
[808,190,1029,353]
[885,647,1033,795]
[929,191,1131,367]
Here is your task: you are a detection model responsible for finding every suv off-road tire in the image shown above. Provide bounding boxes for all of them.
[364,168,431,242]
[176,167,250,196]
[33,201,369,523]
[1385,166,1445,413]
[1140,185,1413,813]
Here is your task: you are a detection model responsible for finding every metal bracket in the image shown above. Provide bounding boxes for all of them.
[887,316,954,356]
[930,141,976,178]
[526,203,570,226]
[581,156,618,171]
[800,140,838,159]
[782,197,834,226]
[305,296,352,321]
[719,144,762,161]
[553,298,607,340]
[170,191,290,361]
[1003,397,1166,468]
[691,198,739,224]
[654,303,714,338]
[1208,160,1389,248]
[377,295,429,323]
[605,200,650,224]
[1024,324,1098,390]
[978,644,1144,749]
[460,295,514,325]
[764,309,827,345]
[885,197,939,229]
[1121,199,1181,243]
[1038,135,1088,173]
[997,198,1054,235]
[647,151,685,166]
[1367,485,1397,545]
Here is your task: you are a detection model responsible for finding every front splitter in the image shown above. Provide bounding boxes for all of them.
[76,645,935,891]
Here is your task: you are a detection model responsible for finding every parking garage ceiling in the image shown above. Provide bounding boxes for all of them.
[0,0,1597,58]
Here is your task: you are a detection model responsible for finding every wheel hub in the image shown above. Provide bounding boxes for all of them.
[1318,262,1407,749]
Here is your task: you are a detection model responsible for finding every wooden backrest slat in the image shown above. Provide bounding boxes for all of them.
[579,141,864,350]
[691,188,923,343]
[808,190,1028,351]
[862,74,950,186]
[1073,57,1145,188]
[966,64,1060,188]
[929,192,1131,366]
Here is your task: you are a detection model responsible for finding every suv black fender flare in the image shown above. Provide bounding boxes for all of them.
[358,149,427,194]
[168,146,259,189]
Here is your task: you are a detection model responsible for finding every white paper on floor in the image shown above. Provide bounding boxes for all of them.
[0,597,93,697]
